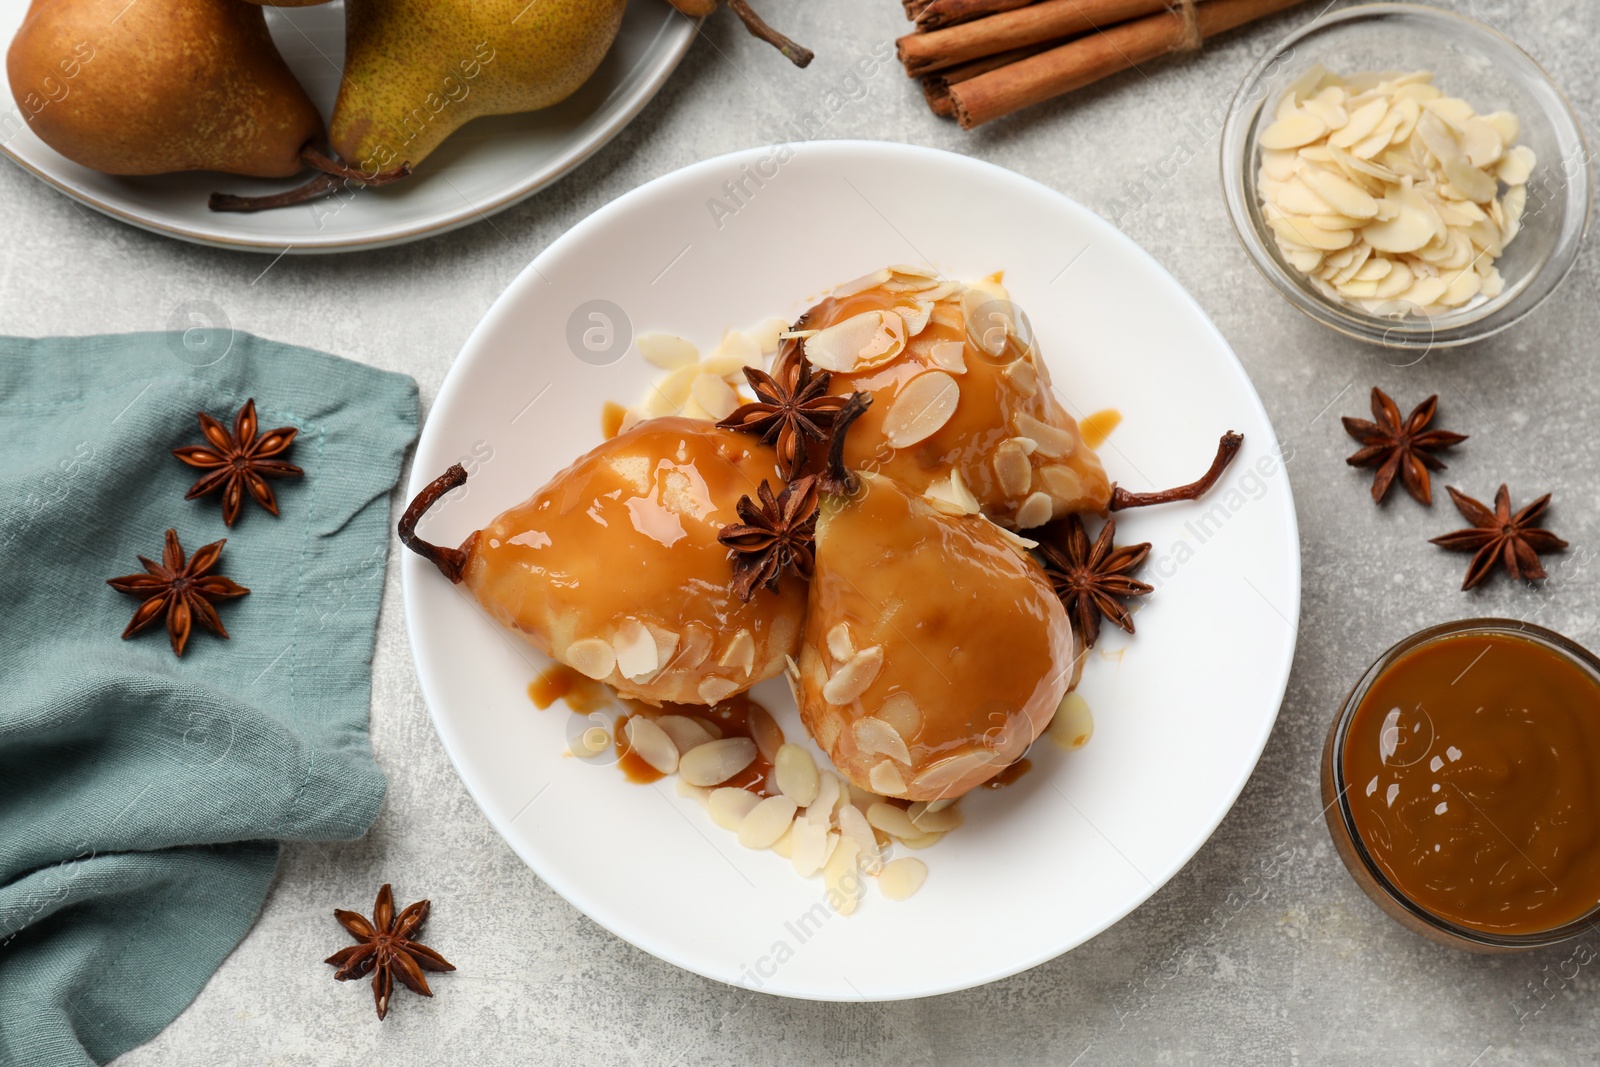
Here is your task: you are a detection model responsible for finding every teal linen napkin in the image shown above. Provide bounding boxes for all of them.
[0,332,419,1066]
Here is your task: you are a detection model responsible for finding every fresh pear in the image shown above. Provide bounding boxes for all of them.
[667,0,813,67]
[6,0,322,176]
[327,0,627,177]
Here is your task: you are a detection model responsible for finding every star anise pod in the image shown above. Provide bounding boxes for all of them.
[173,398,304,526]
[718,364,850,479]
[325,883,455,1021]
[106,529,249,657]
[1342,388,1466,506]
[1429,485,1568,590]
[718,475,820,601]
[1035,514,1152,649]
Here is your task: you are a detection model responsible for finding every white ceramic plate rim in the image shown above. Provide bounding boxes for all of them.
[0,10,695,253]
[404,140,1302,1000]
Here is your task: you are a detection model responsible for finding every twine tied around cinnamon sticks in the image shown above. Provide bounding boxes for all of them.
[898,0,1308,128]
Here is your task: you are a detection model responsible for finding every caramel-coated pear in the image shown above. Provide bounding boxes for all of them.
[795,473,1075,802]
[329,0,627,175]
[6,0,321,177]
[402,418,807,706]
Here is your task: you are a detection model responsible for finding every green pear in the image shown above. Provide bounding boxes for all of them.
[329,0,627,175]
[6,0,322,176]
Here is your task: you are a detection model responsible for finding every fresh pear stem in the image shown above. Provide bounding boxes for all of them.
[398,464,480,584]
[208,145,412,213]
[1109,432,1245,511]
[726,0,814,67]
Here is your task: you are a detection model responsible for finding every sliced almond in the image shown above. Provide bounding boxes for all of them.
[676,778,711,805]
[836,803,882,875]
[823,645,884,705]
[625,717,679,775]
[1012,413,1076,458]
[689,715,723,740]
[679,737,757,787]
[748,702,783,764]
[877,692,922,740]
[613,619,658,680]
[1497,144,1535,186]
[912,749,998,796]
[805,309,906,373]
[866,801,921,840]
[832,268,891,298]
[878,858,928,901]
[770,819,797,858]
[853,716,911,764]
[927,340,967,374]
[656,714,715,754]
[749,316,790,356]
[738,795,799,849]
[790,819,830,877]
[717,629,756,677]
[883,371,960,448]
[1260,109,1328,150]
[906,801,963,833]
[825,622,855,663]
[897,301,934,337]
[565,638,617,681]
[1014,491,1054,530]
[637,332,698,369]
[1300,166,1379,218]
[868,760,907,797]
[1048,691,1094,750]
[823,838,864,916]
[807,772,840,828]
[709,786,760,830]
[690,372,741,420]
[673,621,713,671]
[1329,97,1389,148]
[993,440,1032,497]
[1002,357,1039,399]
[899,830,945,850]
[698,676,742,705]
[775,743,820,806]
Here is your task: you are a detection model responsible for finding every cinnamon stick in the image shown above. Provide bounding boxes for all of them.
[899,0,1205,77]
[916,0,1037,31]
[921,39,1065,116]
[949,0,1307,128]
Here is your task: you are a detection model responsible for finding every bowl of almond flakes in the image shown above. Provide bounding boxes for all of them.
[1221,3,1590,350]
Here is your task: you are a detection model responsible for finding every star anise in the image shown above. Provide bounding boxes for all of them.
[718,364,850,479]
[1342,388,1466,506]
[1035,514,1152,649]
[1429,485,1568,590]
[718,475,820,601]
[325,883,455,1021]
[173,398,304,526]
[106,529,249,657]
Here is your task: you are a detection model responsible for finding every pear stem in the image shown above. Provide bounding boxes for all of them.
[398,463,479,584]
[208,145,412,214]
[1109,432,1244,511]
[726,0,814,67]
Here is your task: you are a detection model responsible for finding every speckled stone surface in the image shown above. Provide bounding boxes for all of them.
[4,1,1599,1063]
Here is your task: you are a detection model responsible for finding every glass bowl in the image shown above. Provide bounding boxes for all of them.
[1322,619,1600,952]
[1221,4,1591,350]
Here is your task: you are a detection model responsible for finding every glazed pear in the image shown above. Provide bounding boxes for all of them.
[6,0,321,176]
[794,473,1075,802]
[401,419,807,706]
[328,0,627,175]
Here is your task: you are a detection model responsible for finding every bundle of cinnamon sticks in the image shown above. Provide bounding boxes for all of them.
[899,0,1309,128]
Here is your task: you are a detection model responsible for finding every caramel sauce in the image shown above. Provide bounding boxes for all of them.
[528,664,613,715]
[1078,408,1122,450]
[1344,631,1600,935]
[798,473,1072,800]
[600,400,627,440]
[981,758,1033,789]
[788,284,1112,522]
[466,418,806,705]
[613,695,782,795]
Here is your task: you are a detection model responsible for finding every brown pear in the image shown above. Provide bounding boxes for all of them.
[327,0,627,176]
[6,0,321,177]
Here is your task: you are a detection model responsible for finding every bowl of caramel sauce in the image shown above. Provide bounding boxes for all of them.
[1323,619,1600,951]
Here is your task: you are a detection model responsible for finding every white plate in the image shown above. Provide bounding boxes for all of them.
[0,0,693,253]
[403,141,1302,1001]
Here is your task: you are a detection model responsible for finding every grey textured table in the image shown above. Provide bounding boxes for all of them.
[5,0,1598,1062]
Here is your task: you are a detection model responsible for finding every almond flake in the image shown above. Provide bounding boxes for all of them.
[877,692,922,740]
[868,760,907,797]
[878,858,928,901]
[993,440,1032,497]
[853,716,911,764]
[680,737,757,787]
[566,637,616,680]
[865,801,920,839]
[698,676,742,704]
[927,340,966,374]
[1015,491,1054,530]
[837,804,882,875]
[636,332,699,370]
[717,629,756,677]
[789,819,830,877]
[613,619,658,680]
[805,309,907,373]
[709,786,760,830]
[832,268,892,298]
[884,371,960,448]
[1048,691,1094,750]
[625,717,679,775]
[1013,413,1076,457]
[738,795,799,849]
[775,743,820,806]
[656,714,715,754]
[825,622,855,663]
[823,645,884,705]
